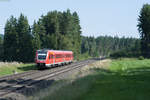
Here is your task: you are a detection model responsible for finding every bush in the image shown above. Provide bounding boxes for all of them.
[110,50,128,58]
[110,49,142,58]
[138,56,144,60]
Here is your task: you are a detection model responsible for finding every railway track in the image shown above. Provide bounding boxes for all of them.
[0,61,81,84]
[0,59,97,98]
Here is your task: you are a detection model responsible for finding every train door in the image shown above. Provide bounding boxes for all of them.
[50,54,54,64]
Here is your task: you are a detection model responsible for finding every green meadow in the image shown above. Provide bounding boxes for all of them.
[0,62,36,76]
[35,58,150,100]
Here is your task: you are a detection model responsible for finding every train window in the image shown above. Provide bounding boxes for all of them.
[38,55,46,60]
[56,54,60,58]
[56,54,62,58]
[38,50,47,60]
[66,54,70,58]
[65,54,71,58]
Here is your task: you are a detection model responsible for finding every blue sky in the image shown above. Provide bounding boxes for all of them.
[0,0,150,38]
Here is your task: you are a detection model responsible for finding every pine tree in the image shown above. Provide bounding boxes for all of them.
[138,4,150,57]
[72,12,81,56]
[35,19,46,48]
[32,21,41,60]
[41,11,61,49]
[4,16,18,61]
[17,14,33,62]
[0,36,3,61]
[32,21,41,49]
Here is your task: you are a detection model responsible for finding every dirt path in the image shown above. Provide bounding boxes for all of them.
[66,59,111,82]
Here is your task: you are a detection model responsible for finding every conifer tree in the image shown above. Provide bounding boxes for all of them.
[32,21,41,59]
[138,4,150,57]
[72,12,81,56]
[0,36,3,61]
[35,19,46,48]
[4,16,18,61]
[41,11,60,49]
[17,14,33,62]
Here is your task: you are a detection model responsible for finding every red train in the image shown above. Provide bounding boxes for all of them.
[35,49,73,68]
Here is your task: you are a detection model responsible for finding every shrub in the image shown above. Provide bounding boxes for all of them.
[138,56,144,60]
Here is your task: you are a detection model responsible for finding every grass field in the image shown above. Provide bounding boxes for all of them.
[0,62,36,76]
[34,58,150,100]
[76,58,150,100]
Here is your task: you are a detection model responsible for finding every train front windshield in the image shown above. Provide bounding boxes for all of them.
[37,50,47,60]
[38,55,47,60]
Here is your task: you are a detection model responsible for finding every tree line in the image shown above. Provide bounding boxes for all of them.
[81,3,150,59]
[1,30,139,62]
[2,9,81,62]
[81,36,140,58]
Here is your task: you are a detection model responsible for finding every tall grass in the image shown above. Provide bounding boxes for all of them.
[0,61,22,67]
[110,58,150,74]
[0,62,36,76]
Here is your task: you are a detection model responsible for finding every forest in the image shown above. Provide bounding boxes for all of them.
[2,10,81,62]
[0,29,139,62]
[1,3,150,63]
[81,36,140,58]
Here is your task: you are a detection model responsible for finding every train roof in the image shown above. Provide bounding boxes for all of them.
[37,49,73,53]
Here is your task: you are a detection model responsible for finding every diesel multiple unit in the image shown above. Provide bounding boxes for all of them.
[35,49,73,68]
